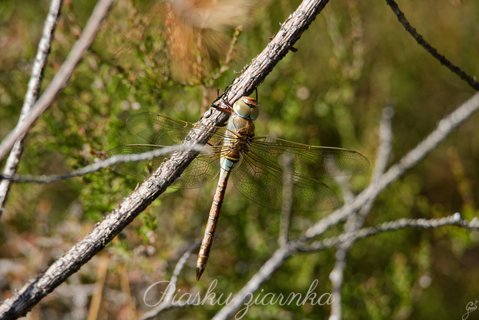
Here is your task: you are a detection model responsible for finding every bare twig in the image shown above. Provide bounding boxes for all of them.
[300,214,479,252]
[371,105,394,181]
[325,159,355,204]
[303,93,479,240]
[0,0,63,217]
[0,0,115,161]
[0,0,328,317]
[0,144,208,184]
[212,25,243,79]
[212,246,292,320]
[140,241,201,320]
[213,213,478,320]
[329,104,394,320]
[344,105,394,232]
[385,0,479,91]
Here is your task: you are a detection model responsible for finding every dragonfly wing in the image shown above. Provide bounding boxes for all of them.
[109,113,223,187]
[250,137,369,181]
[233,146,338,212]
[121,113,224,147]
[232,137,369,212]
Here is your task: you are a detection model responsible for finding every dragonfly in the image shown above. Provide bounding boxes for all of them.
[116,96,369,280]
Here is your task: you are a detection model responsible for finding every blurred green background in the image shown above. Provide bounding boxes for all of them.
[0,0,478,319]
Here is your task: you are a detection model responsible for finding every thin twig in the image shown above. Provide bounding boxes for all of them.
[371,105,394,182]
[300,214,479,252]
[212,246,293,320]
[213,213,478,319]
[329,104,394,320]
[303,92,479,241]
[0,0,115,161]
[0,0,63,217]
[345,105,394,232]
[325,159,355,204]
[215,25,243,77]
[385,0,479,91]
[140,241,201,320]
[0,144,208,184]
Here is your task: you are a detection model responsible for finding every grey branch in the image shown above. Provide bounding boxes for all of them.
[0,0,114,161]
[303,92,479,241]
[0,0,327,317]
[328,104,394,320]
[0,0,63,217]
[0,144,208,184]
[212,246,292,320]
[300,214,479,252]
[212,213,478,320]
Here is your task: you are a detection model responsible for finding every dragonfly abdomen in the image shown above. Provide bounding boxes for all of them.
[196,168,231,280]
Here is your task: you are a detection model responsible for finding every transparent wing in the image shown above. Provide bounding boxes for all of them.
[233,137,369,211]
[110,113,225,187]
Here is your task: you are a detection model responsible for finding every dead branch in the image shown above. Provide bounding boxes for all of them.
[0,0,63,217]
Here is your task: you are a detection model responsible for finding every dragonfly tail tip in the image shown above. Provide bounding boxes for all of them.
[196,267,205,281]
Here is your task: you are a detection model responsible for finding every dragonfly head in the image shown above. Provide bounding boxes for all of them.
[233,96,259,121]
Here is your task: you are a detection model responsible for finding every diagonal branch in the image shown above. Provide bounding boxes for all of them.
[212,213,479,320]
[303,92,479,240]
[0,0,331,318]
[0,0,63,217]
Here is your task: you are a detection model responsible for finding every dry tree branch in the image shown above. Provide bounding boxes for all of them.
[0,144,208,184]
[299,213,479,252]
[0,0,330,318]
[329,105,394,320]
[303,92,479,240]
[0,0,63,217]
[385,0,479,91]
[0,0,115,161]
[211,92,479,319]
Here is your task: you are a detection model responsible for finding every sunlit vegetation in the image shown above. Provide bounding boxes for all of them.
[0,0,478,318]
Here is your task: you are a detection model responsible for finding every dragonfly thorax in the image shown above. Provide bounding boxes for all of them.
[232,96,259,121]
[220,99,257,172]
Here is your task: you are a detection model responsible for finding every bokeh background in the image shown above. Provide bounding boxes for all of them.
[1,0,478,319]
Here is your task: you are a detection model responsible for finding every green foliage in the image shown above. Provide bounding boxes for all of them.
[1,0,478,318]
